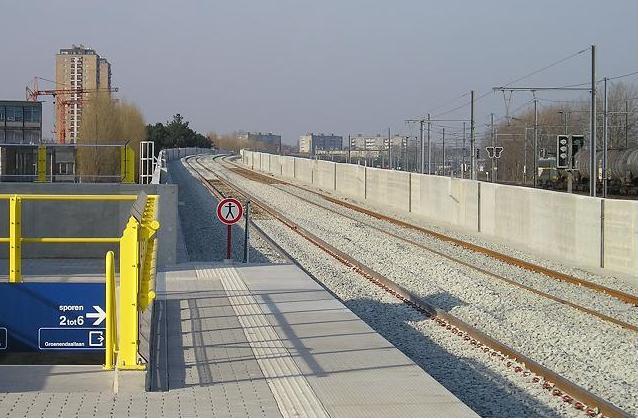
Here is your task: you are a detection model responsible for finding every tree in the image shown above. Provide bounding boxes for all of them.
[76,93,145,182]
[146,114,211,154]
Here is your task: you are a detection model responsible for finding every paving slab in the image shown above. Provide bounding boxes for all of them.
[0,261,477,417]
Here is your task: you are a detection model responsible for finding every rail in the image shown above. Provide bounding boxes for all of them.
[0,193,160,370]
[188,156,631,418]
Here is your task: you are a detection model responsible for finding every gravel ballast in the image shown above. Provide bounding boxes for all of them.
[192,155,638,415]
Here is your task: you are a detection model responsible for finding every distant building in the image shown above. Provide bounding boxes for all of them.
[0,100,43,180]
[299,133,343,154]
[55,45,112,143]
[349,134,412,150]
[0,100,42,144]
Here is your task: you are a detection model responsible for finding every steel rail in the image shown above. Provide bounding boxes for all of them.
[226,160,638,307]
[221,164,636,331]
[188,156,631,418]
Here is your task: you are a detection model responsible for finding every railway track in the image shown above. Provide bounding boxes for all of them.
[185,155,631,418]
[226,158,637,307]
[217,160,637,332]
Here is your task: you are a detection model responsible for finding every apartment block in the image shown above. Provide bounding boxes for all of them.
[55,45,112,143]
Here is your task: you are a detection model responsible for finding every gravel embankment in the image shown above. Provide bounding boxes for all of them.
[195,155,638,415]
[274,183,638,325]
[229,155,638,296]
[168,159,286,263]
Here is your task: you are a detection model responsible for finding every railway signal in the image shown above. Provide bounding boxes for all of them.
[485,146,503,159]
[557,135,570,168]
[556,135,584,170]
[216,198,244,260]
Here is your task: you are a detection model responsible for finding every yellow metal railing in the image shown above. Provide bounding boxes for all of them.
[104,250,117,370]
[0,194,139,283]
[114,193,160,370]
[0,193,160,371]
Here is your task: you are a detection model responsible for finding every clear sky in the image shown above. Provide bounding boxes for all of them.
[2,0,636,144]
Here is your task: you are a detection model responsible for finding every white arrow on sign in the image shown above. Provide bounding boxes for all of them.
[86,306,106,326]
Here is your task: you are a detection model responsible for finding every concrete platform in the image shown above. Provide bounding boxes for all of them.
[151,262,477,417]
[0,261,477,417]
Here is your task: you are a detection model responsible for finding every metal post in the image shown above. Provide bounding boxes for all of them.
[442,128,446,176]
[118,217,143,369]
[419,120,425,174]
[590,44,597,197]
[243,201,251,263]
[427,113,432,174]
[103,250,116,370]
[523,127,528,184]
[603,77,608,198]
[534,97,538,188]
[348,134,351,164]
[388,128,391,169]
[9,196,21,283]
[36,145,47,182]
[462,122,466,179]
[626,101,629,149]
[226,224,232,260]
[470,91,475,180]
[490,113,495,182]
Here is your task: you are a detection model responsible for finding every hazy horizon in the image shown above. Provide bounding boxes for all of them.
[2,0,636,145]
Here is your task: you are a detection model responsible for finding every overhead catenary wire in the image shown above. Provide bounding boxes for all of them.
[431,47,590,118]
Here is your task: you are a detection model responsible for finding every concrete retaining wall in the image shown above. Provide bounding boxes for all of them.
[294,158,314,184]
[262,153,271,173]
[335,164,366,200]
[240,150,638,276]
[603,199,638,274]
[365,167,410,212]
[313,160,336,190]
[253,152,262,172]
[281,156,295,178]
[480,183,602,268]
[269,155,282,176]
[411,175,479,231]
[0,183,177,267]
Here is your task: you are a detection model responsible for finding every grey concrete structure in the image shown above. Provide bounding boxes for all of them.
[0,262,476,417]
[241,150,638,277]
[0,183,177,267]
[149,262,477,417]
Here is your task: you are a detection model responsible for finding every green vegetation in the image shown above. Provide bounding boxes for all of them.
[146,114,211,153]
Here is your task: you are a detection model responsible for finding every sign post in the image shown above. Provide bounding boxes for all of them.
[216,197,243,262]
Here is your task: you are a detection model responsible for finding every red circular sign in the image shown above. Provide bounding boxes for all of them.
[216,198,243,225]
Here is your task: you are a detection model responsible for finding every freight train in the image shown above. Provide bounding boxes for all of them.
[537,146,638,195]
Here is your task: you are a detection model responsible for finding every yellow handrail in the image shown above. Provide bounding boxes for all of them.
[1,193,157,284]
[1,193,160,371]
[103,250,117,371]
[0,194,139,200]
[117,195,160,369]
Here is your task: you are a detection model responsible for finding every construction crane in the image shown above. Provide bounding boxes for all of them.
[26,77,118,143]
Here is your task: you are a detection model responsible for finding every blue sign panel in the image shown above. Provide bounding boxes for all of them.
[0,328,6,350]
[0,283,105,352]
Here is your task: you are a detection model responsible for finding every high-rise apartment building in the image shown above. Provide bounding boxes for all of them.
[55,45,112,143]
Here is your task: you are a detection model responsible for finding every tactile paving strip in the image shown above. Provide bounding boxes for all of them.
[197,265,329,418]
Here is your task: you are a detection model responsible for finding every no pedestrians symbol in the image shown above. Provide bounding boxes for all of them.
[216,197,244,260]
[216,198,243,225]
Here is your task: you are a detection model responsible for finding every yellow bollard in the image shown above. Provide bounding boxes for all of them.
[103,250,116,370]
